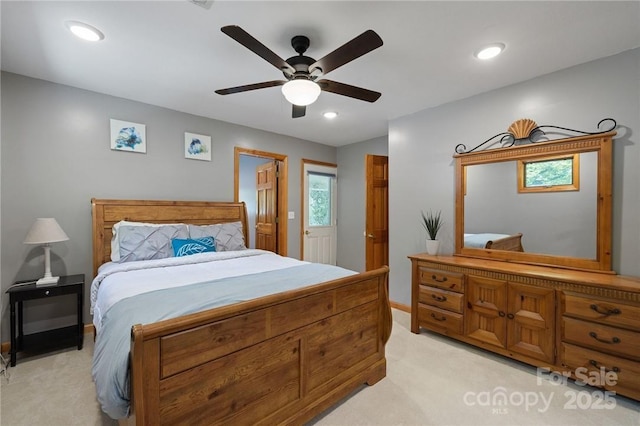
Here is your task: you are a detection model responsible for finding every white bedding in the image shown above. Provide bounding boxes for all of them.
[90,249,308,333]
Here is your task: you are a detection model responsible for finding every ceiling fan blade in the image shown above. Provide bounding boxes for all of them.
[292,104,306,118]
[310,30,383,75]
[318,79,381,103]
[215,80,285,95]
[221,26,295,74]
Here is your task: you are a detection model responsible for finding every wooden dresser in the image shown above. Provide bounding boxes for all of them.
[409,254,640,401]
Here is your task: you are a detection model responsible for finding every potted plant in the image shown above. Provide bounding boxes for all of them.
[421,210,443,255]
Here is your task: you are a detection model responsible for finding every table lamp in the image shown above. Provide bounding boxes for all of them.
[24,218,69,287]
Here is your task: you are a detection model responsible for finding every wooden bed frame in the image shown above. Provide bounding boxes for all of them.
[91,198,392,425]
[484,233,524,251]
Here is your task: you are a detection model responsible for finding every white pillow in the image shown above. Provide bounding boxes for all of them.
[110,221,185,261]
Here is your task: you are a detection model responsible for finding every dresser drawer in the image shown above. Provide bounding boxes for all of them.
[561,342,640,400]
[418,304,463,335]
[562,317,640,360]
[563,293,640,331]
[418,285,464,313]
[418,267,464,293]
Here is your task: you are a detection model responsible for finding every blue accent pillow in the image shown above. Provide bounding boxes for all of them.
[172,237,216,257]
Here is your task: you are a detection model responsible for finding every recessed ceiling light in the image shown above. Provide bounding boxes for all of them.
[474,43,505,60]
[323,111,338,119]
[65,21,104,42]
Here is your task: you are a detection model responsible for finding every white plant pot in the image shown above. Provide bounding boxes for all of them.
[426,239,440,255]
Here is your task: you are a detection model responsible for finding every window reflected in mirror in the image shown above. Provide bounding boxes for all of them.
[517,154,580,193]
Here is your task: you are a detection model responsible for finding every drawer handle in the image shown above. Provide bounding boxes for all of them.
[431,294,447,302]
[45,290,50,296]
[589,304,621,317]
[431,275,448,283]
[589,331,620,344]
[498,311,506,317]
[430,313,447,322]
[589,359,620,373]
[507,313,514,320]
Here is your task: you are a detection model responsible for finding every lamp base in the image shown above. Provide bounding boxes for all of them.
[36,276,60,287]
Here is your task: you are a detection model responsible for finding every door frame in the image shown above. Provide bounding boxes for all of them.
[235,147,288,256]
[300,158,337,260]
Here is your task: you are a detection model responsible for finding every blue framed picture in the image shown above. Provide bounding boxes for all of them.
[184,132,211,161]
[110,119,146,153]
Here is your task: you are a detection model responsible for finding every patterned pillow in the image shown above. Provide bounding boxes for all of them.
[172,237,216,257]
[189,222,246,251]
[118,224,189,262]
[110,221,185,262]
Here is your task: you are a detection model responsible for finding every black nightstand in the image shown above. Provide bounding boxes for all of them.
[6,274,84,366]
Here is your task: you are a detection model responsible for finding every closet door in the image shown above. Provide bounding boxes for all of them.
[465,275,508,349]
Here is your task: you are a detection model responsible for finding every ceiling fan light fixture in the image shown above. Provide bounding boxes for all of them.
[281,80,321,106]
[65,21,104,41]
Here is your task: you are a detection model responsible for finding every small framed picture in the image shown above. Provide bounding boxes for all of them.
[110,119,146,153]
[184,132,211,161]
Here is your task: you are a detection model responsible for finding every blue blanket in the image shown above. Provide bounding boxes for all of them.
[92,263,356,419]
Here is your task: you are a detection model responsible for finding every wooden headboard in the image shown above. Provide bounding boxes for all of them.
[91,198,249,278]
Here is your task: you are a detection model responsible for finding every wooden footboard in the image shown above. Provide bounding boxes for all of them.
[127,266,391,425]
[486,233,524,251]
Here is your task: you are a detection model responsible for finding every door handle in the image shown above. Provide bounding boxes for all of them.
[367,233,375,239]
[304,230,310,235]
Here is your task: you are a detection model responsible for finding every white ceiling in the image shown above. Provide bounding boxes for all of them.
[2,1,639,147]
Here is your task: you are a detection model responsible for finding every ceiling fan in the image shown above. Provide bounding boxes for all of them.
[215,25,383,118]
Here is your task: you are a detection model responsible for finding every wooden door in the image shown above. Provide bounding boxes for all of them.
[465,275,508,348]
[506,283,555,363]
[365,155,389,271]
[256,160,278,252]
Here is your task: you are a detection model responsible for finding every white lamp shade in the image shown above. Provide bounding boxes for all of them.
[281,80,321,106]
[24,218,69,244]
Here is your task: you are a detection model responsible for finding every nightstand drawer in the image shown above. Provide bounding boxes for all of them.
[418,268,464,293]
[418,285,464,313]
[31,286,75,299]
[562,292,640,331]
[418,304,463,334]
[561,343,640,400]
[562,317,640,360]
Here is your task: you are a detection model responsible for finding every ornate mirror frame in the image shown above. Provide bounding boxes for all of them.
[453,118,616,273]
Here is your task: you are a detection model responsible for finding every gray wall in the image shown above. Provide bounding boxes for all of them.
[336,136,388,272]
[0,72,337,338]
[388,48,640,306]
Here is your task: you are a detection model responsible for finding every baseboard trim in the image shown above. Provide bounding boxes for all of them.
[1,324,95,353]
[390,301,410,313]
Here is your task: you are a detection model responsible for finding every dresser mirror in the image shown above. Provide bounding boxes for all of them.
[453,119,616,272]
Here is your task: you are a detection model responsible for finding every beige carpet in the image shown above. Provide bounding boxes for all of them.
[1,309,638,425]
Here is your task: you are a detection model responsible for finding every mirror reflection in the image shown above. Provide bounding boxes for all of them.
[463,151,597,259]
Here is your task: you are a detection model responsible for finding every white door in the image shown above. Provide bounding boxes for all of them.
[303,163,337,264]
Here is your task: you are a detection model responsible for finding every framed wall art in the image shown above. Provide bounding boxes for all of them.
[184,132,211,161]
[110,119,146,153]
